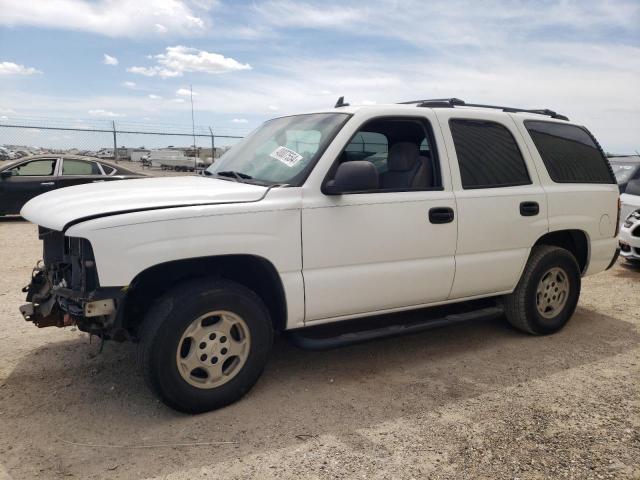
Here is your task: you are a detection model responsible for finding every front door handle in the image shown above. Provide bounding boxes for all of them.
[40,182,55,186]
[429,207,455,224]
[520,201,539,216]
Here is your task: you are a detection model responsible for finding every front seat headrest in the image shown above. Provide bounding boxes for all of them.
[388,142,419,171]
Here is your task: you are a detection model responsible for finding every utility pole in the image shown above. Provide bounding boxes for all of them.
[190,84,197,171]
[209,126,215,164]
[112,120,118,163]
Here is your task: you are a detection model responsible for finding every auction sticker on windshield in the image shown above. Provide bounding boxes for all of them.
[270,146,303,167]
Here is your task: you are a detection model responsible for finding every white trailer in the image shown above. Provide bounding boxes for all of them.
[148,149,204,171]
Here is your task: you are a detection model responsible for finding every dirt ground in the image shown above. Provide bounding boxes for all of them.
[0,218,638,480]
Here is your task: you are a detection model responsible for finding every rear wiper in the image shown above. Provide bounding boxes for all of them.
[215,170,253,183]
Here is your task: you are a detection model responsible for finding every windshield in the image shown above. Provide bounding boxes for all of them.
[206,113,349,186]
[610,161,640,184]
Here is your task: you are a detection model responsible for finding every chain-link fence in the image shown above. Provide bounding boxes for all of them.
[0,116,246,171]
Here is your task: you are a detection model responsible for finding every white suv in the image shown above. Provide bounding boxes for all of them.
[20,98,620,413]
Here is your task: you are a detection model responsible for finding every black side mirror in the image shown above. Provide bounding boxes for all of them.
[0,170,12,179]
[324,161,379,195]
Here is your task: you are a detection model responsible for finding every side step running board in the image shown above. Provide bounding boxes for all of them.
[288,305,504,350]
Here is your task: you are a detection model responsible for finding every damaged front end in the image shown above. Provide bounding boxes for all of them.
[20,227,124,338]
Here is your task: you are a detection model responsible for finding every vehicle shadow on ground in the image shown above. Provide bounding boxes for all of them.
[1,306,638,478]
[615,259,640,276]
[0,216,26,223]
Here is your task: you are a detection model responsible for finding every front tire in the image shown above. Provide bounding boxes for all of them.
[138,278,273,413]
[504,245,581,335]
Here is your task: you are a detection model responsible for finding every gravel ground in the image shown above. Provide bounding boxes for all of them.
[0,218,638,480]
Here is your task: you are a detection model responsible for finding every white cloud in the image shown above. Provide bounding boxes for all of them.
[176,88,197,96]
[121,81,136,89]
[360,100,377,105]
[0,115,8,120]
[255,0,640,50]
[0,0,208,38]
[268,105,279,111]
[254,1,361,28]
[126,65,179,78]
[171,98,186,103]
[128,46,251,78]
[232,118,248,123]
[0,108,15,114]
[103,54,118,66]
[0,61,41,76]
[88,109,124,117]
[148,94,162,100]
[158,46,251,74]
[128,66,159,77]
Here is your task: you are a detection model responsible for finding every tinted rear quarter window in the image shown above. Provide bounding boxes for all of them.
[449,119,530,189]
[101,164,117,175]
[525,121,614,184]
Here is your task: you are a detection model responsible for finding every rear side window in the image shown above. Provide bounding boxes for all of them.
[525,121,614,184]
[62,159,101,176]
[449,119,530,189]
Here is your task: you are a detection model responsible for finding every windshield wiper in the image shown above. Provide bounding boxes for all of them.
[214,170,253,183]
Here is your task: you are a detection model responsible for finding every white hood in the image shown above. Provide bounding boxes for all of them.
[21,176,269,231]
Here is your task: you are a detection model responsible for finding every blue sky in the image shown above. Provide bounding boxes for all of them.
[0,0,639,152]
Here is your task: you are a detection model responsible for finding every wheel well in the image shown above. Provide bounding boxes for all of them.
[534,230,589,273]
[120,255,287,336]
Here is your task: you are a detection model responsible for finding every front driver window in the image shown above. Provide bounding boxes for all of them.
[334,117,441,191]
[11,159,56,176]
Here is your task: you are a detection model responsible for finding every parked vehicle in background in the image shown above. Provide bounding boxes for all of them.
[148,149,204,171]
[618,166,640,257]
[609,155,640,193]
[616,156,640,225]
[0,154,144,215]
[619,209,640,263]
[19,98,619,413]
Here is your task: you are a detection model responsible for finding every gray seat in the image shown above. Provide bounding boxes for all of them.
[381,142,432,189]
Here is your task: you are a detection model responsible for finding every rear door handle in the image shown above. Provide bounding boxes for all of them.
[40,182,55,186]
[520,201,539,216]
[429,207,455,224]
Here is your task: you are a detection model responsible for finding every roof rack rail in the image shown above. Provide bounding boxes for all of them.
[398,98,569,121]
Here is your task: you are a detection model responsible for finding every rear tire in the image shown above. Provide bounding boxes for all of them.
[504,245,581,335]
[138,278,273,413]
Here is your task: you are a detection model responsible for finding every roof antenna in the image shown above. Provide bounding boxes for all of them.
[334,96,349,108]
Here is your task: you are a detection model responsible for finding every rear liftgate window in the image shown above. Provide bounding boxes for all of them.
[525,121,615,184]
[449,119,531,189]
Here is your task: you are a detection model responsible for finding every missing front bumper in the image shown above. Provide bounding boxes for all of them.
[20,262,116,329]
[19,302,72,328]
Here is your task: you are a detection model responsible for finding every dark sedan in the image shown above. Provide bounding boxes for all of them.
[0,154,145,215]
